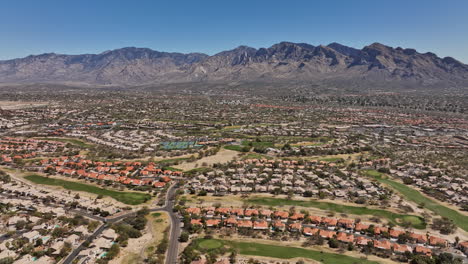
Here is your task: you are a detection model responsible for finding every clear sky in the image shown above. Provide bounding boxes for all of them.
[1,0,467,62]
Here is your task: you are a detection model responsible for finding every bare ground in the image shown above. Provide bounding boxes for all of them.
[174,148,240,171]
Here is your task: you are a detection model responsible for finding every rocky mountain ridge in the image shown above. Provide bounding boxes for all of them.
[0,42,467,87]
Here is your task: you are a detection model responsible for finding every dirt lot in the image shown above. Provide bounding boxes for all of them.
[174,148,240,171]
[0,100,49,110]
[110,212,170,264]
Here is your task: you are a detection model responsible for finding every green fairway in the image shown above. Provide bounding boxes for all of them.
[184,167,213,176]
[242,140,274,148]
[318,157,344,163]
[195,239,379,264]
[24,175,150,205]
[35,137,94,148]
[362,170,468,232]
[198,239,223,250]
[247,197,426,229]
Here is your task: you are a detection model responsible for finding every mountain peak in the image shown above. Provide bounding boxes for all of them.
[327,42,360,57]
[366,42,391,49]
[0,41,466,86]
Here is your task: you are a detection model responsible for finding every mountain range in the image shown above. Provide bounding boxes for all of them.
[0,42,467,87]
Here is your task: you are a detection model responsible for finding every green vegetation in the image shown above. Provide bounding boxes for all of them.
[362,170,468,232]
[162,166,181,172]
[241,140,274,148]
[24,175,150,205]
[198,239,223,250]
[184,167,213,176]
[0,170,11,183]
[221,125,242,131]
[224,145,249,152]
[318,157,344,163]
[194,239,379,264]
[247,197,426,229]
[35,137,94,148]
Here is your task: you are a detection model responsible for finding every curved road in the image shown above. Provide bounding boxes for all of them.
[63,183,181,264]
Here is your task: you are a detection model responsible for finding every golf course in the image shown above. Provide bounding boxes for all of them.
[247,197,426,229]
[362,170,468,232]
[24,174,151,205]
[195,239,380,264]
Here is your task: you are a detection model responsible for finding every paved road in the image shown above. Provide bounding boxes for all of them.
[63,183,181,264]
[160,184,181,264]
[62,223,107,264]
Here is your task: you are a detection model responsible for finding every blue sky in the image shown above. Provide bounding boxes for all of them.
[1,0,467,62]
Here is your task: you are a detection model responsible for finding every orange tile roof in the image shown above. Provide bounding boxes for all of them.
[190,219,202,226]
[253,221,269,229]
[289,222,302,230]
[225,217,238,226]
[429,236,447,246]
[303,227,319,235]
[336,232,354,243]
[260,210,272,216]
[154,182,166,188]
[215,208,231,214]
[245,209,259,216]
[205,219,221,226]
[415,245,432,256]
[290,213,305,220]
[374,226,388,234]
[409,232,427,243]
[392,243,412,253]
[274,211,289,219]
[237,220,253,228]
[272,220,285,228]
[338,218,354,228]
[354,223,370,231]
[321,217,337,226]
[373,240,392,250]
[186,207,201,215]
[308,215,322,224]
[319,230,336,239]
[389,229,405,238]
[231,208,244,216]
[355,236,372,246]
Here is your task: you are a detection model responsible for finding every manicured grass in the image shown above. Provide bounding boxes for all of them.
[162,166,181,172]
[318,157,344,163]
[362,170,468,232]
[195,239,379,264]
[198,239,224,250]
[247,197,426,229]
[35,137,94,148]
[242,140,274,148]
[184,167,213,176]
[362,169,382,177]
[24,175,150,205]
[240,153,273,160]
